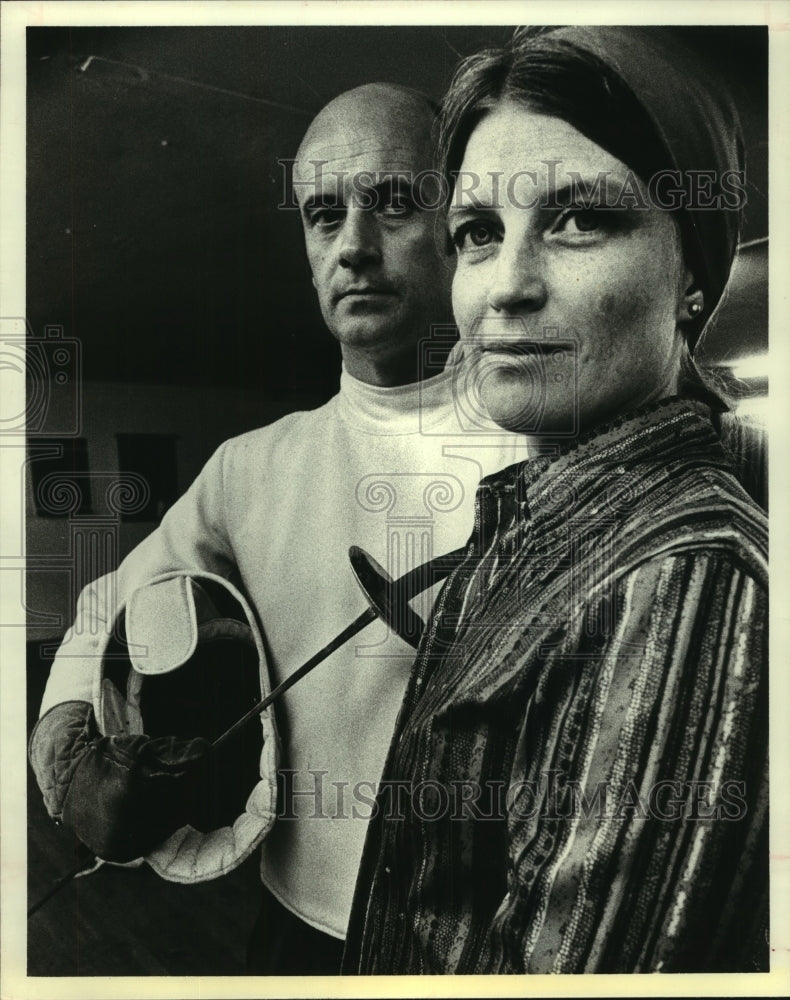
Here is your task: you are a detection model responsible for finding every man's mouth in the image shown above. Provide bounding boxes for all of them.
[336,286,396,302]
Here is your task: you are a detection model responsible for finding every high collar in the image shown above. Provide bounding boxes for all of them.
[524,397,721,495]
[335,364,457,435]
[473,398,729,550]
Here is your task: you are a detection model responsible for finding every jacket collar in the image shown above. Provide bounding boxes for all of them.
[472,398,728,550]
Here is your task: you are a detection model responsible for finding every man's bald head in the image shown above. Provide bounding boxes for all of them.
[291,82,454,388]
[295,84,437,187]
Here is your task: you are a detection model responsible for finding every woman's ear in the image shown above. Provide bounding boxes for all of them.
[677,269,705,323]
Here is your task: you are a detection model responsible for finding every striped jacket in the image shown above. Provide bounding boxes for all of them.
[343,398,768,974]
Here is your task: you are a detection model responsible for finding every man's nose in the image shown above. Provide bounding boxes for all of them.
[486,234,547,313]
[337,207,382,269]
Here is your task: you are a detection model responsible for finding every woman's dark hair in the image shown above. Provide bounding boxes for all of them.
[439,29,674,199]
[437,27,736,411]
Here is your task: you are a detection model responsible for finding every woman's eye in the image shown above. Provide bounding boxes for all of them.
[556,207,609,235]
[452,221,497,251]
[570,209,599,232]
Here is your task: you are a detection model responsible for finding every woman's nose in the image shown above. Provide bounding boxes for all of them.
[486,236,547,313]
[337,208,382,270]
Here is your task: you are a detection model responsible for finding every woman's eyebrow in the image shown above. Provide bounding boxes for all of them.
[448,174,633,216]
[447,191,502,219]
[446,203,491,223]
[544,174,628,207]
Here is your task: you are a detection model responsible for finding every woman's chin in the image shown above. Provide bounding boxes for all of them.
[481,386,544,434]
[478,374,567,436]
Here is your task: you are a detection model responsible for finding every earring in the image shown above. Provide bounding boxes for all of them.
[689,301,703,317]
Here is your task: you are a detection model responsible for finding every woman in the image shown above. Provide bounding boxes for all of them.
[342,27,768,974]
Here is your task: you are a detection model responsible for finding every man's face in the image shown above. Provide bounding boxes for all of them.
[294,94,453,381]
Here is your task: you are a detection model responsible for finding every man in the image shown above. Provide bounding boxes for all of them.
[29,83,527,974]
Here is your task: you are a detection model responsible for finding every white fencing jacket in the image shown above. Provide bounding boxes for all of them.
[40,363,528,938]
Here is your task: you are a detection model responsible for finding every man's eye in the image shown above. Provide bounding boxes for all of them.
[378,195,414,218]
[451,221,497,252]
[309,207,344,228]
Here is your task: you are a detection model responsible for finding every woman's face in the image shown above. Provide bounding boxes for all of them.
[449,101,689,435]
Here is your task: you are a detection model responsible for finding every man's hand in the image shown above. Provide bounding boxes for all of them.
[29,700,211,863]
